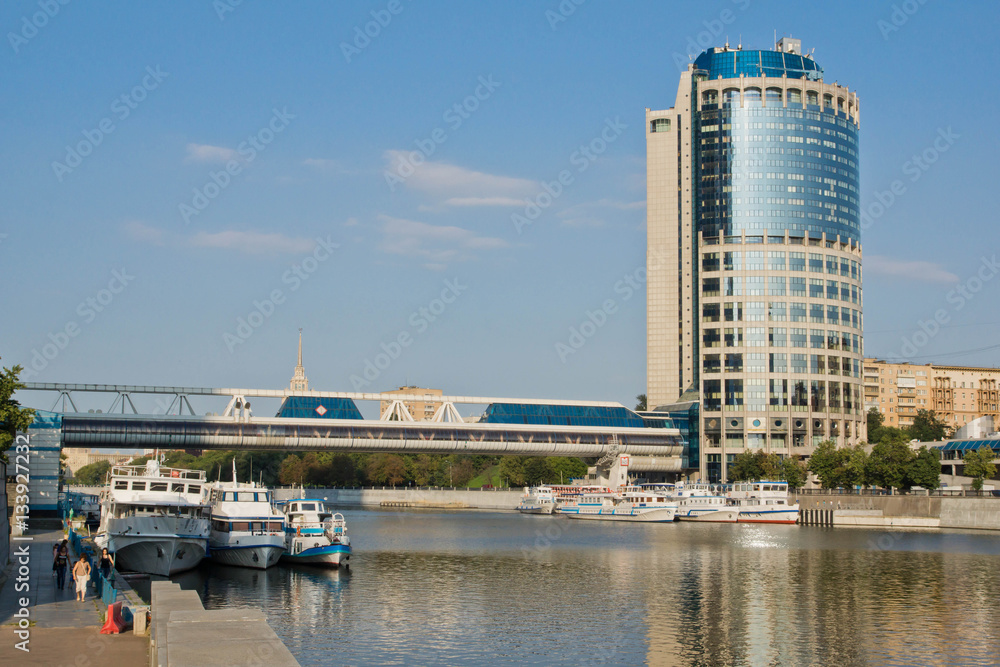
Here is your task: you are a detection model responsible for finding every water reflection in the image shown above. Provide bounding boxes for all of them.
[169,511,1000,665]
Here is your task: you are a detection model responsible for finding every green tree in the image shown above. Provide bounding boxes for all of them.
[366,453,407,485]
[759,451,783,480]
[906,446,941,490]
[548,457,588,484]
[907,409,950,442]
[499,456,528,487]
[963,447,997,491]
[278,454,305,486]
[74,460,111,486]
[866,407,885,444]
[843,444,871,488]
[635,394,647,411]
[522,457,555,485]
[728,450,763,482]
[781,456,808,489]
[807,440,842,489]
[0,362,36,464]
[868,438,915,490]
[450,458,476,486]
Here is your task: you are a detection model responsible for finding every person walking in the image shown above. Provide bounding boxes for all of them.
[71,555,91,602]
[53,544,69,590]
[98,548,115,583]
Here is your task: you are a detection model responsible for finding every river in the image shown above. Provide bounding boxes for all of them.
[169,508,1000,666]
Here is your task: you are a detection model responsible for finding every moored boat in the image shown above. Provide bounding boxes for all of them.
[673,483,738,522]
[559,485,677,522]
[517,485,557,514]
[204,465,285,569]
[94,460,210,576]
[279,498,352,567]
[727,481,800,524]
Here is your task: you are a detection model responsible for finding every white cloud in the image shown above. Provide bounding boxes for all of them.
[442,196,526,207]
[377,215,508,265]
[123,220,166,245]
[185,143,238,163]
[383,150,537,199]
[189,230,317,255]
[556,199,646,228]
[865,255,959,284]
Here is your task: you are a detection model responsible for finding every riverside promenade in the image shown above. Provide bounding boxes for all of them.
[0,526,148,665]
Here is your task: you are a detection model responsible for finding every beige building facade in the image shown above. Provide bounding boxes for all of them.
[647,39,865,481]
[379,386,444,421]
[864,359,1000,431]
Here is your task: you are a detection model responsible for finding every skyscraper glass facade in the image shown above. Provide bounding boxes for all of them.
[647,42,864,482]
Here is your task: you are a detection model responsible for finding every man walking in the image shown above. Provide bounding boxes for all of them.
[71,555,91,602]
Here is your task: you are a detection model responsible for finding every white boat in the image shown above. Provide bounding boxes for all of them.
[559,485,677,522]
[517,486,557,514]
[727,481,800,524]
[673,483,738,522]
[204,465,285,569]
[94,461,210,576]
[279,498,352,567]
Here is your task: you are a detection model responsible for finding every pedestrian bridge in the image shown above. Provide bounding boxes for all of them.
[22,382,686,460]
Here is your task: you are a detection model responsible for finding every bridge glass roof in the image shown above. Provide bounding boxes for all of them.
[275,396,363,420]
[482,403,656,429]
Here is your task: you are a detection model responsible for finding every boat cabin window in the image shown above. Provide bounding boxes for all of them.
[186,485,200,494]
[238,492,258,502]
[212,520,229,532]
[172,483,186,493]
[114,481,128,490]
[150,482,168,492]
[300,503,316,511]
[131,482,146,491]
[232,522,250,531]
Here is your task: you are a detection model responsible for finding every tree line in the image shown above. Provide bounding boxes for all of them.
[70,450,592,489]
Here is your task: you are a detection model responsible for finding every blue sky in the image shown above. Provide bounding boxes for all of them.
[3,0,999,416]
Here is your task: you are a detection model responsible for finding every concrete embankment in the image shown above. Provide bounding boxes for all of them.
[795,493,1000,530]
[149,580,298,667]
[272,487,523,511]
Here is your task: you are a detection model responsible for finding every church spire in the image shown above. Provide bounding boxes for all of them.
[290,328,309,392]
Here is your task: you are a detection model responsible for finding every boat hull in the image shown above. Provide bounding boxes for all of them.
[737,508,800,524]
[676,508,739,522]
[562,507,677,522]
[97,516,209,576]
[102,535,207,576]
[279,543,351,567]
[517,504,555,515]
[209,544,284,569]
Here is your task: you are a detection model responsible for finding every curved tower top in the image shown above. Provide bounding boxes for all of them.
[693,46,823,81]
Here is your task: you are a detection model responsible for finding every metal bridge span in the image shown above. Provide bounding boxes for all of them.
[23,383,684,467]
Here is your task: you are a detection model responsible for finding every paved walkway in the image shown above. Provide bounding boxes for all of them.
[0,528,148,664]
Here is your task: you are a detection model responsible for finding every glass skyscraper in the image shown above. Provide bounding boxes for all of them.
[646,38,864,482]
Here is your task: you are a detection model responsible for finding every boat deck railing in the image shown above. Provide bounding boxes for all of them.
[109,465,207,481]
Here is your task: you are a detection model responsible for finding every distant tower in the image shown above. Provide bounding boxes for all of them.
[289,328,309,392]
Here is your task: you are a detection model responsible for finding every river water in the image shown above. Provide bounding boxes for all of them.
[169,509,1000,666]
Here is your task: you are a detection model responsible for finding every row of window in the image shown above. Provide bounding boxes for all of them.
[699,108,856,130]
[703,353,861,377]
[702,327,862,353]
[701,88,853,114]
[703,251,860,276]
[704,378,861,411]
[704,302,862,329]
[703,277,861,303]
[113,480,200,494]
